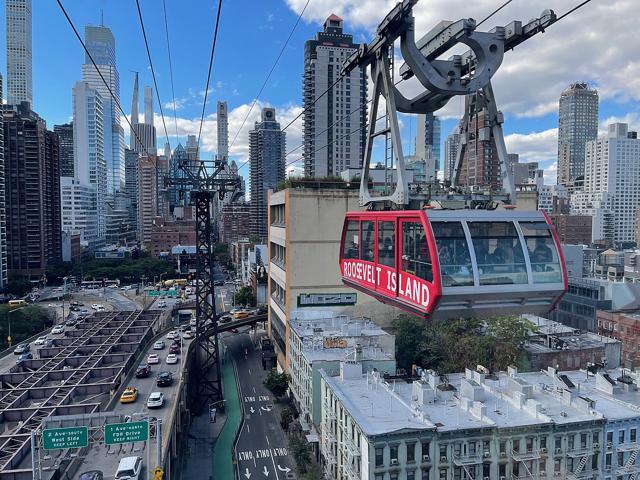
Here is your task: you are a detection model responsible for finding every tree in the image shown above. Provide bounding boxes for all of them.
[392,314,427,372]
[280,407,294,431]
[263,369,290,398]
[288,432,311,473]
[485,316,538,368]
[6,274,32,296]
[0,305,53,348]
[235,286,256,307]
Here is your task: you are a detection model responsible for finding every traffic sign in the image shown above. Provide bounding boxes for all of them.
[147,290,177,297]
[104,421,149,445]
[42,426,88,450]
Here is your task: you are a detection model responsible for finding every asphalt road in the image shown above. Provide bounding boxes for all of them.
[228,333,295,480]
[73,326,190,479]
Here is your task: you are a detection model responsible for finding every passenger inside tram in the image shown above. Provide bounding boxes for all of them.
[431,222,473,287]
[469,222,527,285]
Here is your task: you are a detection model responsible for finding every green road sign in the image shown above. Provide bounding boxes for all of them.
[148,290,177,297]
[43,426,88,450]
[104,421,149,445]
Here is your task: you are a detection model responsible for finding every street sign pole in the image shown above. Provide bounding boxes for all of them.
[30,430,37,480]
[147,420,151,480]
[156,419,162,471]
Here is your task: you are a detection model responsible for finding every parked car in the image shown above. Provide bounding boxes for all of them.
[147,354,160,365]
[169,344,181,354]
[165,354,178,364]
[153,341,165,350]
[34,336,48,346]
[13,343,30,355]
[114,456,142,480]
[156,372,173,387]
[146,392,164,409]
[135,364,151,378]
[51,325,65,334]
[119,387,139,404]
[16,352,33,364]
[79,471,104,480]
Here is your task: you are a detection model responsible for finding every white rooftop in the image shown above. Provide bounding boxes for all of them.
[321,364,640,437]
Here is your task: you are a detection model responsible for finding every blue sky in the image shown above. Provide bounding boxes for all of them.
[1,0,639,184]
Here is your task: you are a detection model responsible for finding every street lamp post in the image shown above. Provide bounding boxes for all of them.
[6,306,26,347]
[61,276,68,323]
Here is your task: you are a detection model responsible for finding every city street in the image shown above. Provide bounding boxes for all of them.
[227,333,295,480]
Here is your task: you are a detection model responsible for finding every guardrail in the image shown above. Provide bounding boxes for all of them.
[232,356,246,480]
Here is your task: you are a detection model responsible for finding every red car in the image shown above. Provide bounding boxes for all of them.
[169,344,181,354]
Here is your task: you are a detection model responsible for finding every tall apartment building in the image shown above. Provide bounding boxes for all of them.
[54,123,74,177]
[82,25,125,196]
[320,364,640,480]
[455,90,501,190]
[547,213,593,245]
[137,155,161,248]
[124,148,138,237]
[186,134,198,164]
[72,80,105,245]
[573,123,640,244]
[414,113,440,176]
[303,15,367,178]
[443,126,460,184]
[219,202,250,244]
[217,100,228,160]
[6,0,32,107]
[60,177,97,248]
[0,74,7,289]
[268,188,400,370]
[557,82,599,187]
[3,103,61,277]
[249,108,285,238]
[130,72,157,155]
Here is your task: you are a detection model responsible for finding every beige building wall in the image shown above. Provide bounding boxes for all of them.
[268,188,401,370]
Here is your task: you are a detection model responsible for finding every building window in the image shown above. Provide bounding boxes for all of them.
[375,447,384,467]
[390,444,398,462]
[407,442,416,463]
[619,430,625,444]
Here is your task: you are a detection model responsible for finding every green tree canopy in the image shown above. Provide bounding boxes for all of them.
[263,369,290,397]
[234,286,256,307]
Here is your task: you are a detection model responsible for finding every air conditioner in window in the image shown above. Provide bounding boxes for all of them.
[499,452,506,458]
[484,477,490,480]
[593,442,599,449]
[483,451,491,458]
[555,448,562,454]
[607,441,613,449]
[390,459,398,466]
[440,456,447,462]
[540,471,546,477]
[422,455,430,462]
[540,447,547,453]
[500,476,506,480]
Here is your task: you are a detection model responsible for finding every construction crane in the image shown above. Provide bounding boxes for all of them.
[165,157,243,408]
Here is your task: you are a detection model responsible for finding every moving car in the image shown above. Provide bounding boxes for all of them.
[157,301,166,308]
[189,318,197,327]
[64,318,77,327]
[114,456,142,480]
[166,330,178,340]
[153,340,165,350]
[51,325,65,334]
[146,392,164,409]
[182,331,193,340]
[78,471,104,480]
[119,387,139,404]
[13,343,30,355]
[147,354,160,365]
[233,309,249,319]
[169,344,181,354]
[69,306,80,312]
[220,314,232,323]
[34,336,48,346]
[91,304,100,310]
[135,364,151,378]
[156,371,173,387]
[16,352,33,364]
[166,354,178,364]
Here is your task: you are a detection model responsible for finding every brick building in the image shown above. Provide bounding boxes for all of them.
[597,311,640,368]
[548,213,593,245]
[149,217,196,258]
[219,202,250,244]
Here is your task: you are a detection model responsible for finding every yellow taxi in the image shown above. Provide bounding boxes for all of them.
[232,309,249,319]
[119,387,139,404]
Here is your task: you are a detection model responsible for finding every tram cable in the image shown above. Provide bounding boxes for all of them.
[162,0,180,144]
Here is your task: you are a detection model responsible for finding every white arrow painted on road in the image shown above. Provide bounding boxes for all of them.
[261,406,272,412]
[250,406,255,414]
[262,466,269,477]
[277,465,291,473]
[244,468,251,479]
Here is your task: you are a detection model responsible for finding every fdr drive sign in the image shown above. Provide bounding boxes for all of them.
[104,421,149,445]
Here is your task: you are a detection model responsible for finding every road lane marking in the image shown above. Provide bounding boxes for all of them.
[265,435,270,446]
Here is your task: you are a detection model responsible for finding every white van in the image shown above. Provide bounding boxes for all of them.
[114,456,142,480]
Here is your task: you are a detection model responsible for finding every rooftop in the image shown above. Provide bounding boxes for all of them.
[321,364,640,437]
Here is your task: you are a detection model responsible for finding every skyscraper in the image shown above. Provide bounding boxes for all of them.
[415,113,441,173]
[130,72,157,154]
[249,108,285,238]
[303,14,367,178]
[6,0,32,107]
[0,74,7,290]
[82,25,125,196]
[455,91,501,190]
[573,123,640,243]
[3,102,61,277]
[186,135,199,163]
[217,101,229,160]
[443,126,461,184]
[54,123,74,177]
[557,82,598,187]
[72,80,105,245]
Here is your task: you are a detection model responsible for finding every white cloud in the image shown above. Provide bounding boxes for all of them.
[504,128,558,164]
[285,0,640,119]
[163,98,188,111]
[598,112,640,135]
